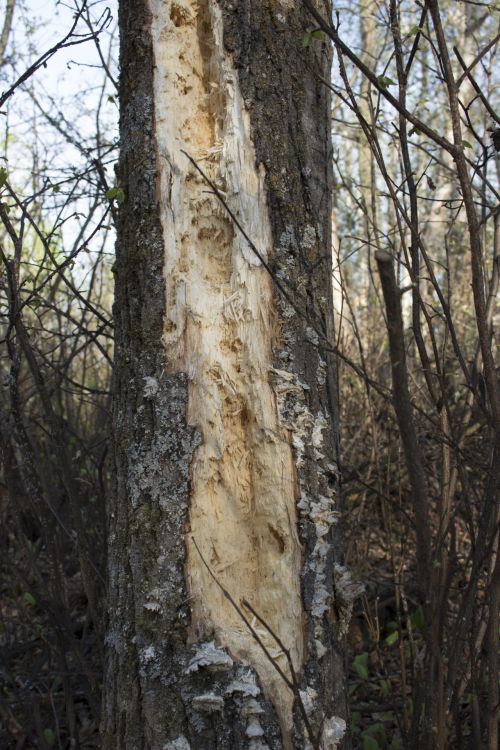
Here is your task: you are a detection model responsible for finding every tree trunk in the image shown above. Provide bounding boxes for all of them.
[103,1,348,748]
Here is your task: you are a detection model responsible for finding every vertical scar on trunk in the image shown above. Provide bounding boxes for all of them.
[150,0,304,738]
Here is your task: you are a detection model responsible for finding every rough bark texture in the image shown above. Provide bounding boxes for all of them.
[103,1,348,748]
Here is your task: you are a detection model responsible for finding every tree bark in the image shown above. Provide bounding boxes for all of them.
[103,1,347,748]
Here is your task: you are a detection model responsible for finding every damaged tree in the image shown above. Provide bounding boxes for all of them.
[103,1,348,748]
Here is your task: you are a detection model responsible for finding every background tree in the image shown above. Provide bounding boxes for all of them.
[307,0,500,746]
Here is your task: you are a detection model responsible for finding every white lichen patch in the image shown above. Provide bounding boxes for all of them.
[225,669,261,697]
[185,640,234,673]
[143,585,167,614]
[139,644,160,677]
[150,0,303,739]
[299,686,318,716]
[307,491,339,620]
[301,224,318,250]
[270,367,315,469]
[143,376,159,398]
[140,645,158,663]
[321,715,347,749]
[311,414,328,460]
[333,564,364,636]
[271,365,340,636]
[224,674,269,749]
[310,495,340,538]
[304,715,346,750]
[314,638,327,660]
[305,326,320,346]
[317,355,327,387]
[246,718,265,737]
[163,737,191,750]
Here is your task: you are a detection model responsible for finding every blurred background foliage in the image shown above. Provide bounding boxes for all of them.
[0,2,116,746]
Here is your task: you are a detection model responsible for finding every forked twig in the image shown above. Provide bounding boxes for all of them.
[191,536,321,748]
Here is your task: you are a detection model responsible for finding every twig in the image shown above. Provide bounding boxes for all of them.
[191,536,321,749]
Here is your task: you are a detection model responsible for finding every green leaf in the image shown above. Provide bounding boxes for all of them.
[43,728,55,747]
[363,736,380,750]
[410,605,424,631]
[462,139,473,149]
[350,711,362,733]
[407,696,414,717]
[380,679,390,698]
[302,30,312,48]
[385,630,399,646]
[303,29,323,47]
[23,592,36,606]
[376,75,396,89]
[353,652,369,680]
[365,722,386,737]
[362,723,387,749]
[105,187,125,204]
[0,167,8,188]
